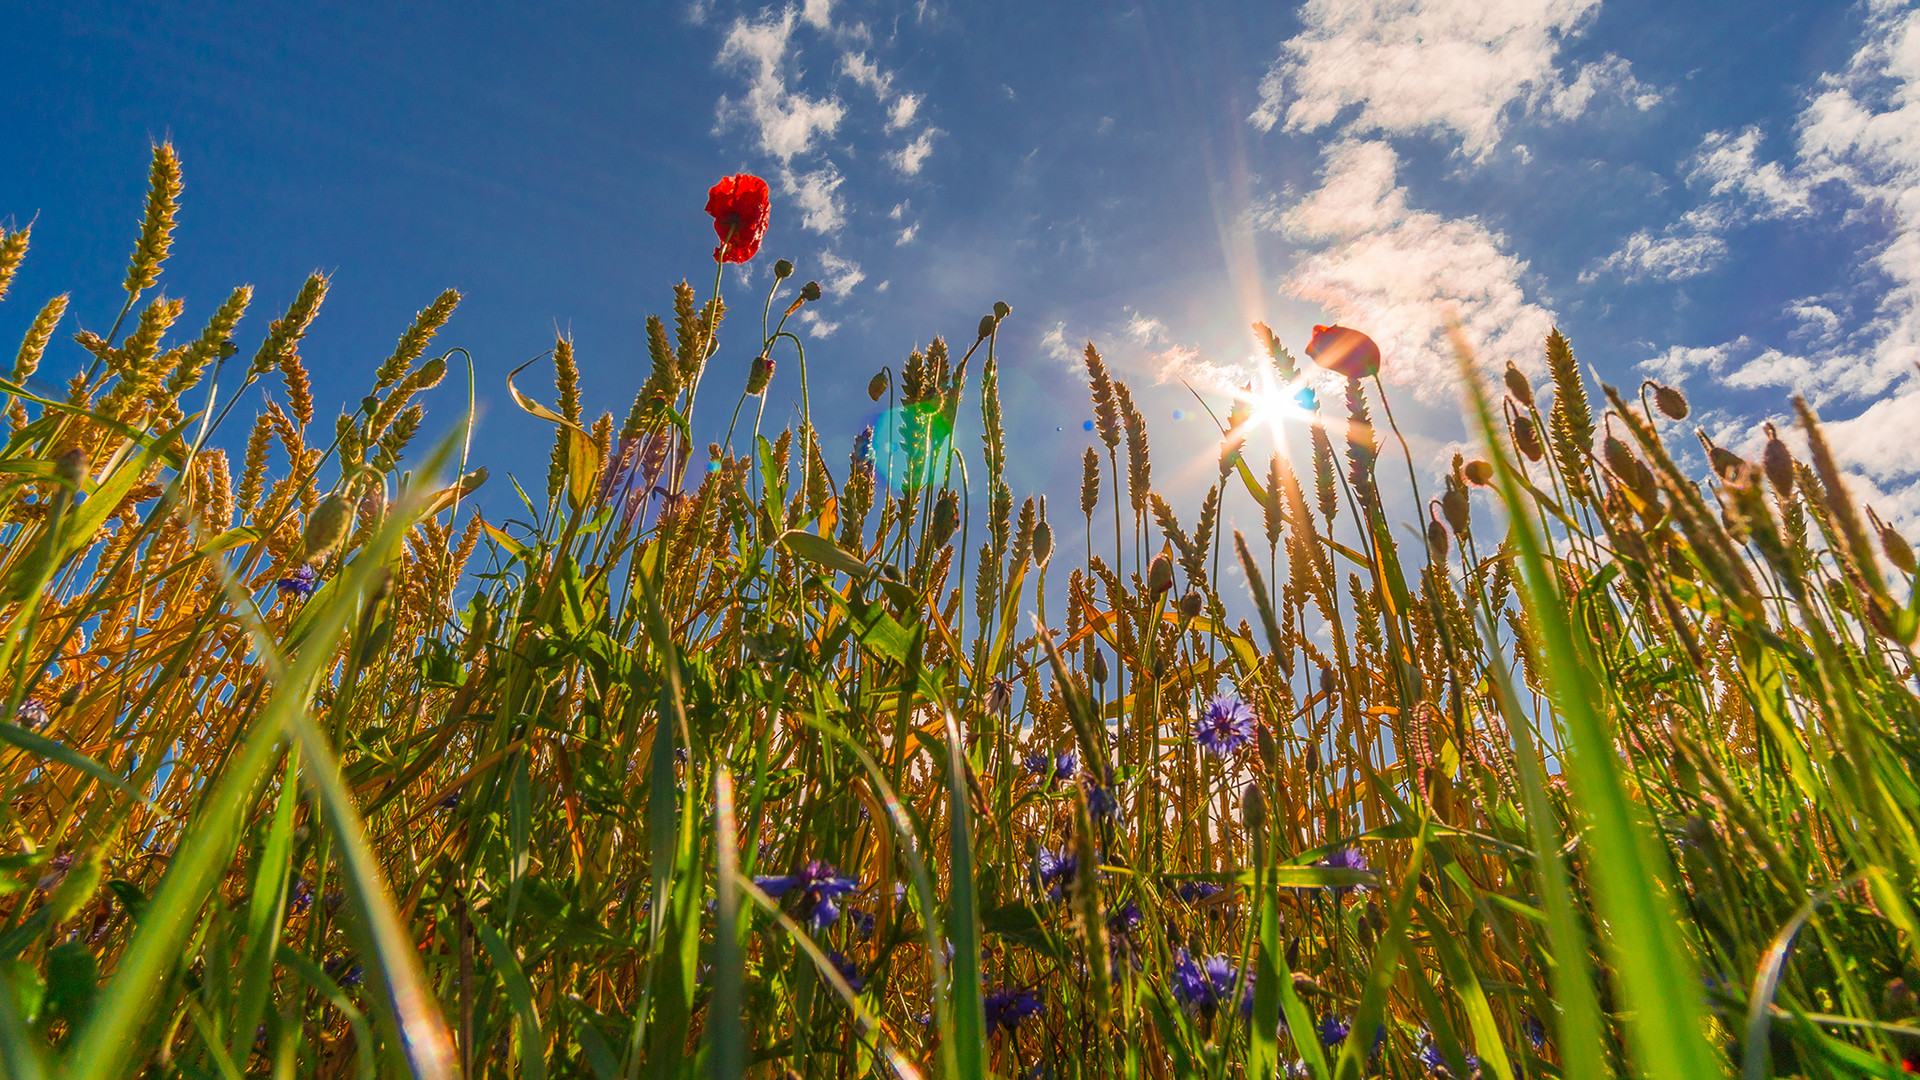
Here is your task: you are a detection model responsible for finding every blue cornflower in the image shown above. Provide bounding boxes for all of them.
[850,909,876,941]
[1022,751,1051,778]
[276,564,319,599]
[1037,847,1077,901]
[1417,1033,1480,1075]
[1523,1013,1546,1050]
[825,949,868,993]
[1194,695,1257,757]
[1170,949,1252,1020]
[1084,780,1116,822]
[1107,902,1142,935]
[1176,880,1225,904]
[289,876,312,915]
[984,987,1044,1036]
[1053,752,1078,782]
[1317,1014,1350,1047]
[755,860,860,930]
[1319,847,1369,896]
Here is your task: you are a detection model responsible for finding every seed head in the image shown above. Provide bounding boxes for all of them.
[301,493,353,564]
[773,258,794,280]
[1463,459,1493,486]
[1511,413,1544,461]
[1652,382,1689,419]
[1504,362,1534,407]
[1147,550,1175,596]
[867,370,888,401]
[799,280,822,303]
[1177,590,1203,620]
[1088,647,1109,686]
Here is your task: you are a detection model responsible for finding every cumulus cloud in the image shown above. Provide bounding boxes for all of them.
[715,9,846,162]
[896,223,918,244]
[1040,322,1073,365]
[816,250,866,296]
[1276,140,1558,394]
[778,165,846,234]
[888,130,938,175]
[799,308,839,338]
[887,93,921,132]
[1250,0,1654,158]
[1582,207,1732,283]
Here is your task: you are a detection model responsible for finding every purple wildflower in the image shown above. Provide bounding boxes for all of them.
[1053,752,1078,782]
[1023,751,1051,778]
[1175,880,1225,904]
[1170,949,1252,1020]
[290,876,312,915]
[1194,694,1256,757]
[755,860,860,930]
[1319,847,1369,896]
[276,564,319,599]
[14,699,49,730]
[1417,1033,1479,1076]
[825,949,868,993]
[1037,847,1077,900]
[1107,902,1142,935]
[1084,779,1116,822]
[1317,1014,1350,1047]
[984,987,1044,1036]
[850,909,876,941]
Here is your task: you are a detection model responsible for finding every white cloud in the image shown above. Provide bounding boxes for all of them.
[888,129,939,175]
[888,202,906,220]
[887,93,921,132]
[801,0,832,31]
[799,308,839,338]
[1274,139,1558,393]
[1040,322,1073,365]
[1691,127,1814,217]
[1125,310,1167,344]
[1582,207,1732,283]
[816,250,865,296]
[842,51,891,96]
[1638,338,1748,384]
[715,9,845,162]
[896,223,918,244]
[1250,0,1651,158]
[778,165,846,234]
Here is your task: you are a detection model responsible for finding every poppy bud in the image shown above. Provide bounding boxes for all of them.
[219,338,238,360]
[54,448,86,488]
[774,258,794,280]
[1652,382,1689,420]
[1285,937,1300,969]
[1089,647,1109,686]
[1304,740,1320,774]
[799,281,822,303]
[745,353,774,395]
[930,490,960,548]
[1881,522,1917,576]
[416,355,448,388]
[1150,656,1166,681]
[361,394,379,414]
[1242,782,1266,835]
[1511,414,1544,461]
[1258,725,1278,774]
[1319,668,1337,699]
[1762,423,1794,496]
[1419,872,1435,894]
[1178,590,1203,620]
[1305,324,1381,380]
[1426,515,1449,562]
[1441,485,1470,537]
[1463,459,1493,486]
[993,301,1011,321]
[301,494,352,564]
[1882,978,1916,1020]
[1603,435,1637,481]
[1504,362,1534,407]
[1356,914,1374,950]
[867,370,889,401]
[1147,551,1175,596]
[57,684,80,708]
[1707,444,1746,481]
[978,314,998,340]
[1293,972,1323,997]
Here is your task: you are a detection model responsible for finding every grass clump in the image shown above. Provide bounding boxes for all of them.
[1,146,1919,1080]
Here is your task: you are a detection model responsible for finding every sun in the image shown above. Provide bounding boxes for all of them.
[1227,355,1320,450]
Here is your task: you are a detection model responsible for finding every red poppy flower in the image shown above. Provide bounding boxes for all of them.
[705,174,771,264]
[1306,324,1381,380]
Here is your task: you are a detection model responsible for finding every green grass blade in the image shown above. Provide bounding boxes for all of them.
[1458,342,1725,1080]
[942,707,987,1080]
[473,913,548,1080]
[710,766,745,1080]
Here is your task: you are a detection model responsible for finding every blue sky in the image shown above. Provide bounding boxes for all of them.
[4,0,1914,540]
